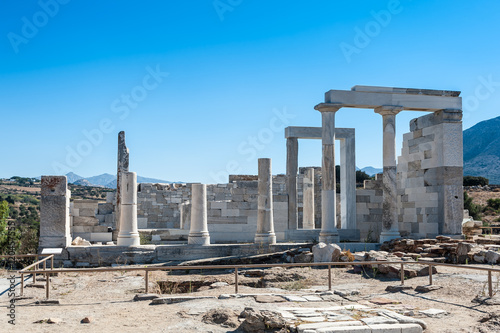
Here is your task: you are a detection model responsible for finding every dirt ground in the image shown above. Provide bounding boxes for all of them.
[467,189,500,207]
[1,264,500,332]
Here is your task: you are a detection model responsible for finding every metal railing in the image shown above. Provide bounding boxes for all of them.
[18,259,500,300]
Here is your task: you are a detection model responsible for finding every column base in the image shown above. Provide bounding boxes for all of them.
[117,233,140,246]
[319,231,339,244]
[254,233,276,245]
[379,231,401,243]
[188,232,210,245]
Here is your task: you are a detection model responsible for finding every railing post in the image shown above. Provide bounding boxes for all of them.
[20,273,24,296]
[328,265,332,291]
[235,267,239,294]
[400,263,405,285]
[45,273,49,299]
[429,264,433,285]
[488,270,493,297]
[145,270,149,293]
[43,259,46,271]
[51,255,54,270]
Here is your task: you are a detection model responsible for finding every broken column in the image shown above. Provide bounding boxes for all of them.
[114,131,129,241]
[302,168,315,229]
[254,158,276,244]
[315,103,341,243]
[188,184,210,245]
[117,171,140,246]
[39,176,71,249]
[375,106,403,243]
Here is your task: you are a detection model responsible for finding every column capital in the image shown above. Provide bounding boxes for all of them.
[315,103,343,113]
[374,105,404,116]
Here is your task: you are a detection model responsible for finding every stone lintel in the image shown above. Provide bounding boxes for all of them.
[325,89,461,111]
[352,85,461,97]
[284,126,354,140]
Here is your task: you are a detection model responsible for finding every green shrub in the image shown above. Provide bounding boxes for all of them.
[464,176,489,186]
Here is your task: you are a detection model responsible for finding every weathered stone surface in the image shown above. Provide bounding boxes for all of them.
[254,295,286,303]
[312,242,341,262]
[239,308,288,333]
[485,250,500,264]
[80,316,92,324]
[385,285,413,292]
[415,285,443,293]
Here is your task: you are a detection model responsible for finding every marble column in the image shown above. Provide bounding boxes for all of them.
[286,137,298,230]
[302,168,315,229]
[315,103,342,243]
[340,132,356,230]
[255,158,276,244]
[117,171,140,246]
[375,106,403,243]
[188,184,210,245]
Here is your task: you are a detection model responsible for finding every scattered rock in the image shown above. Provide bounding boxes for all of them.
[36,299,60,305]
[415,285,443,293]
[385,285,413,292]
[47,318,61,324]
[239,308,288,333]
[334,289,360,297]
[80,316,92,324]
[133,293,160,301]
[210,282,229,288]
[419,308,448,318]
[202,308,240,328]
[72,236,91,246]
[472,295,500,305]
[312,242,341,263]
[485,250,500,264]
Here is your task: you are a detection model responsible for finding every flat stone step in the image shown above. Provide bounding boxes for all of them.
[150,295,217,305]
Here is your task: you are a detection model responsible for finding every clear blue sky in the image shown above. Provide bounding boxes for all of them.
[1,0,499,183]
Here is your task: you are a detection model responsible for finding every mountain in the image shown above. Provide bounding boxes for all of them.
[66,172,84,184]
[64,172,174,188]
[463,115,500,184]
[360,166,383,176]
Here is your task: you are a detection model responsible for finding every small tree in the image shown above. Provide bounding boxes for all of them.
[464,191,483,220]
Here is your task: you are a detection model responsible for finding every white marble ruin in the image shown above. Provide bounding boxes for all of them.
[254,158,277,244]
[117,171,140,246]
[39,85,464,253]
[188,184,210,245]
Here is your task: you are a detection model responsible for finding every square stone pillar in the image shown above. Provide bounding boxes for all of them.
[302,168,315,229]
[315,103,342,243]
[39,176,71,249]
[375,106,403,243]
[339,132,356,230]
[286,137,298,230]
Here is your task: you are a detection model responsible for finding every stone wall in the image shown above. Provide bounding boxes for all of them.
[397,110,464,238]
[134,175,288,243]
[355,176,383,242]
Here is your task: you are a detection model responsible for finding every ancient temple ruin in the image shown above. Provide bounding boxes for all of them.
[39,85,464,265]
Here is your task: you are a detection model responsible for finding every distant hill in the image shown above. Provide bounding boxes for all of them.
[463,115,500,184]
[360,166,382,176]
